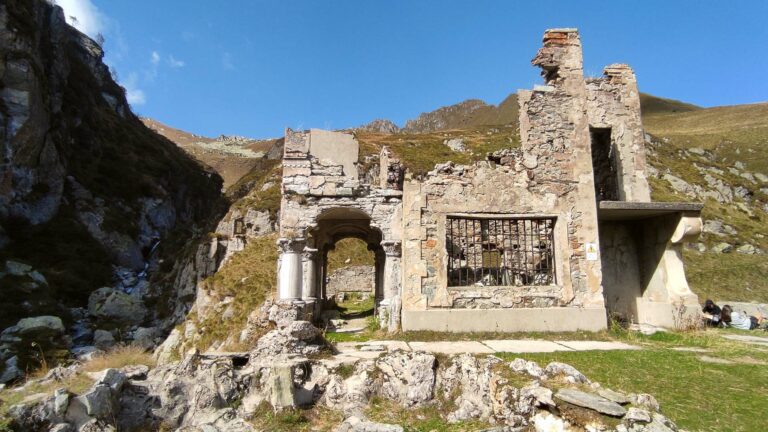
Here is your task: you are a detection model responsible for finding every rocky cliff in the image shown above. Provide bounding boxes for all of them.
[0,0,225,377]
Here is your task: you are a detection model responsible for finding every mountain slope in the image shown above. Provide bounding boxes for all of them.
[0,0,224,354]
[642,102,768,302]
[142,118,282,189]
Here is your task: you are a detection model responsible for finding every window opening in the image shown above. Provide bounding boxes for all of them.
[447,216,555,287]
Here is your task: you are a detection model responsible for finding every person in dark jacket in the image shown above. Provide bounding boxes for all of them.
[702,299,722,327]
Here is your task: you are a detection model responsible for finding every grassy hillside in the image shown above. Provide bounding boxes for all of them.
[143,118,280,188]
[639,93,701,116]
[643,102,768,303]
[356,125,519,176]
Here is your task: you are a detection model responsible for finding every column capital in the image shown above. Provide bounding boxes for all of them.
[302,247,319,260]
[277,237,306,254]
[381,240,402,257]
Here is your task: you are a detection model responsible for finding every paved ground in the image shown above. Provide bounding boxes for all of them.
[722,333,768,347]
[326,339,639,365]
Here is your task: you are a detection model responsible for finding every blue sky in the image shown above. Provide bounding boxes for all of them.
[56,0,768,139]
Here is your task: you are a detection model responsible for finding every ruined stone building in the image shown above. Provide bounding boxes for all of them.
[274,29,703,332]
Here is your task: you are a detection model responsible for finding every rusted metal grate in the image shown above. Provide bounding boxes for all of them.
[446,216,556,287]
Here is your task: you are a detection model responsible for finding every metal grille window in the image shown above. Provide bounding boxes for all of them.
[446,216,556,287]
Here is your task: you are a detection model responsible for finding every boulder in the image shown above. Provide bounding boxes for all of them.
[736,244,759,255]
[77,384,116,419]
[554,388,627,417]
[78,419,117,432]
[544,362,589,384]
[444,138,467,152]
[5,260,34,275]
[131,326,161,350]
[624,407,652,424]
[0,356,22,384]
[268,302,303,329]
[15,315,65,337]
[0,315,68,378]
[376,351,436,407]
[439,354,501,422]
[633,393,660,411]
[598,388,631,404]
[711,242,733,254]
[93,330,115,350]
[323,359,381,413]
[88,288,146,327]
[509,358,544,378]
[286,321,319,342]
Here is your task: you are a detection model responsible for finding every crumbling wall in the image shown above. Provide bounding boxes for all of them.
[326,265,375,298]
[401,29,606,314]
[586,64,651,202]
[280,129,402,240]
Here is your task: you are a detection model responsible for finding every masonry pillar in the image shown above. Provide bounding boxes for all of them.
[381,241,402,300]
[302,247,319,302]
[277,238,305,301]
[380,241,402,331]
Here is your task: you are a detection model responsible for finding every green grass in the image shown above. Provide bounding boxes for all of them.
[250,403,342,432]
[684,250,768,303]
[496,329,768,432]
[356,125,520,176]
[194,234,278,351]
[326,238,375,273]
[365,396,493,432]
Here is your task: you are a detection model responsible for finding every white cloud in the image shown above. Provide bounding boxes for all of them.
[168,55,185,68]
[150,51,161,65]
[222,52,235,70]
[54,0,105,38]
[123,72,146,106]
[127,88,146,106]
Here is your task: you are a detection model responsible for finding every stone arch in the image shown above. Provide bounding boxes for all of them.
[309,207,386,311]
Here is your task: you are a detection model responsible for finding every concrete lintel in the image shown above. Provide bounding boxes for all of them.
[598,201,703,221]
[401,307,607,333]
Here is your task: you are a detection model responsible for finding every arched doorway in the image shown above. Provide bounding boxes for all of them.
[308,208,386,317]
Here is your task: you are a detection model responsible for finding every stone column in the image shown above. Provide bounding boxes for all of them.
[381,241,402,301]
[277,238,306,301]
[380,240,402,332]
[302,247,319,301]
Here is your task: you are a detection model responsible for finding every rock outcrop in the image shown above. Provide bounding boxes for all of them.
[7,334,682,432]
[0,0,225,363]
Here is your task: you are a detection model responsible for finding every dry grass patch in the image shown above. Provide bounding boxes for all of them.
[195,234,278,351]
[81,345,155,373]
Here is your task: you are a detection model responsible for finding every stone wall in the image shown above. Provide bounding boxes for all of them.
[326,265,375,298]
[401,29,605,315]
[585,64,651,202]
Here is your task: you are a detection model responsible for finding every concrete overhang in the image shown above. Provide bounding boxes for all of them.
[598,201,703,221]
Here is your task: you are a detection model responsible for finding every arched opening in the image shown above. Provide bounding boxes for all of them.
[307,208,386,331]
[324,238,377,328]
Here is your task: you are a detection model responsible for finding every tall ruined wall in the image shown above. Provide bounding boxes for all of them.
[401,29,604,312]
[586,64,651,202]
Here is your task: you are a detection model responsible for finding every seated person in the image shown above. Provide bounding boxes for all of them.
[701,299,722,327]
[721,305,765,330]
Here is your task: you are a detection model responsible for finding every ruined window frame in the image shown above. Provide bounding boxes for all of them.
[445,215,557,288]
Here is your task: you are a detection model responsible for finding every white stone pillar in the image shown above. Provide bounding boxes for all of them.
[381,240,402,332]
[277,238,305,301]
[302,247,319,301]
[381,241,402,301]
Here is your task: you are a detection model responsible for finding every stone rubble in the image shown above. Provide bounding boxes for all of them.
[6,325,681,432]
